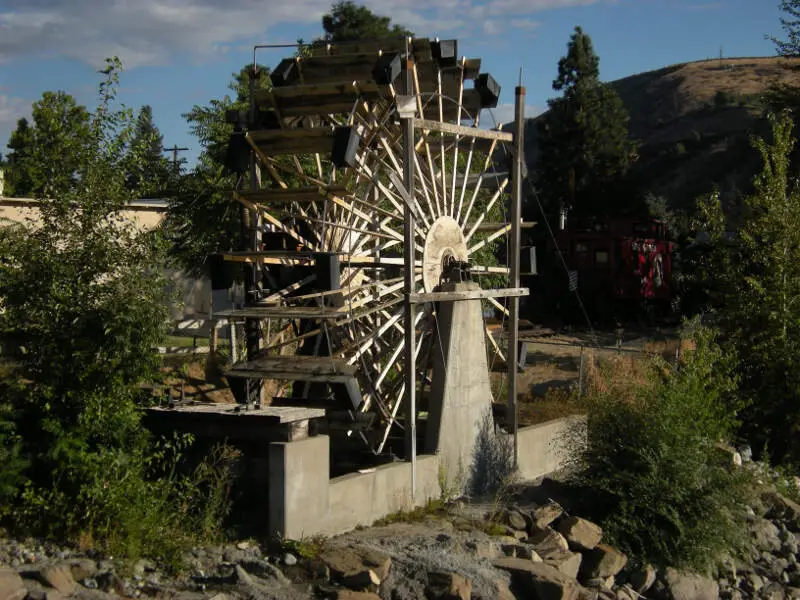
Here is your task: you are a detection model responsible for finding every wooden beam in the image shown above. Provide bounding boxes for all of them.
[415,118,513,142]
[235,186,348,204]
[247,129,335,156]
[469,220,536,232]
[408,287,528,303]
[227,355,358,381]
[214,306,349,320]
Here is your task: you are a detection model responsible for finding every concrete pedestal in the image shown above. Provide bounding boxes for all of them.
[425,281,493,491]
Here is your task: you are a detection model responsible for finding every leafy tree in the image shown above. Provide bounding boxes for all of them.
[0,58,230,559]
[164,65,271,277]
[770,0,800,57]
[318,1,413,43]
[126,105,171,197]
[535,26,637,220]
[693,111,800,463]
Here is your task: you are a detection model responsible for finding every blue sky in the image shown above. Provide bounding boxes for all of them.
[0,0,785,166]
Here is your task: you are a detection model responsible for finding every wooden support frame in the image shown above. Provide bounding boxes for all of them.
[414,118,513,142]
[408,287,528,304]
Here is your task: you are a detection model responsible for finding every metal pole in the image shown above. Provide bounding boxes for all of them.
[507,85,526,469]
[402,45,417,499]
[244,67,263,404]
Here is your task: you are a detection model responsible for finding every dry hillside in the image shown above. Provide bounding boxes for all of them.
[522,56,800,216]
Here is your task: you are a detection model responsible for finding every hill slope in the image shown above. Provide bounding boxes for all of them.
[522,56,800,217]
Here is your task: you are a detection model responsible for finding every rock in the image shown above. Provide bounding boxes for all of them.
[33,564,76,595]
[558,517,603,551]
[494,557,582,600]
[528,527,571,557]
[532,502,565,530]
[616,585,636,600]
[584,577,614,590]
[752,518,782,552]
[628,565,656,594]
[68,558,97,582]
[490,578,517,600]
[507,510,528,532]
[546,551,583,579]
[662,568,720,600]
[761,582,786,600]
[0,568,27,600]
[335,591,381,600]
[787,588,800,599]
[341,569,381,593]
[465,540,499,559]
[96,572,125,596]
[283,553,298,566]
[320,545,392,582]
[428,571,472,600]
[233,564,254,586]
[236,541,251,551]
[238,559,291,585]
[579,544,628,579]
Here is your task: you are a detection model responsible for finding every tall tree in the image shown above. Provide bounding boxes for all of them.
[318,1,412,43]
[693,111,800,463]
[535,26,637,219]
[126,105,170,197]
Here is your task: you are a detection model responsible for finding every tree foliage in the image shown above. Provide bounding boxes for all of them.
[572,322,754,572]
[318,1,412,43]
[164,65,270,277]
[0,58,231,560]
[535,26,637,219]
[693,111,800,463]
[125,105,171,198]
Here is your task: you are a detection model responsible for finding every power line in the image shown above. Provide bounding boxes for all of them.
[164,145,189,171]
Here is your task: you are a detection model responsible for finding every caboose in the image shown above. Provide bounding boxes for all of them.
[522,215,677,323]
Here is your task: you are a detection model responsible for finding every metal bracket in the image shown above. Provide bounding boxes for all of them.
[396,95,417,119]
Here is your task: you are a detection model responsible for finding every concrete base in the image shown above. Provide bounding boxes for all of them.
[425,281,493,491]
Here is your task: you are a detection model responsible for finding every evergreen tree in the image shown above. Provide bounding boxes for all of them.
[535,26,637,219]
[5,118,36,197]
[127,105,170,197]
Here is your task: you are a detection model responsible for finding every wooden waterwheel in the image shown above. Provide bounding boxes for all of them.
[218,37,527,461]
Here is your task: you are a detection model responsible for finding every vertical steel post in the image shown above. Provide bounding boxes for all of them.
[402,45,417,498]
[507,85,526,468]
[245,67,263,403]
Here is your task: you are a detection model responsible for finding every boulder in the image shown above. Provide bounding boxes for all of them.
[579,544,628,579]
[558,517,603,551]
[320,545,392,582]
[662,568,720,600]
[532,502,565,530]
[628,564,657,593]
[428,571,472,600]
[494,557,582,600]
[67,558,97,582]
[341,569,381,593]
[528,527,571,557]
[237,559,292,585]
[335,591,381,600]
[507,510,528,532]
[0,568,27,600]
[751,518,782,552]
[465,540,499,559]
[764,492,800,530]
[33,564,76,595]
[545,551,583,579]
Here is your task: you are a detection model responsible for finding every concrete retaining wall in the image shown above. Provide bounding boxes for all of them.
[268,414,587,539]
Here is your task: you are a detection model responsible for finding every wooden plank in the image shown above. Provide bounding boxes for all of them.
[214,306,348,320]
[247,129,335,155]
[147,403,324,423]
[298,53,385,85]
[470,221,537,232]
[415,118,513,142]
[408,287,529,304]
[270,81,383,99]
[308,37,431,58]
[463,58,481,79]
[236,186,348,204]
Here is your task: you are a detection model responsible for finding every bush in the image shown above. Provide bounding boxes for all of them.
[569,321,755,573]
[0,58,234,567]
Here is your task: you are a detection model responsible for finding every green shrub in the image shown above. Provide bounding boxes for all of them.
[570,322,755,573]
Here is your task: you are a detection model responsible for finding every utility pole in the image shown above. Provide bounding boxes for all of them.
[164,145,189,171]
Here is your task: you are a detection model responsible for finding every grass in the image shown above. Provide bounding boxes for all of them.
[372,498,448,526]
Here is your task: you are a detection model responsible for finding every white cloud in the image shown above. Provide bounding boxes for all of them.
[0,94,29,127]
[0,0,611,68]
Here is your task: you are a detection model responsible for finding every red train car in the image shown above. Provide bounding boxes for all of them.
[523,215,677,322]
